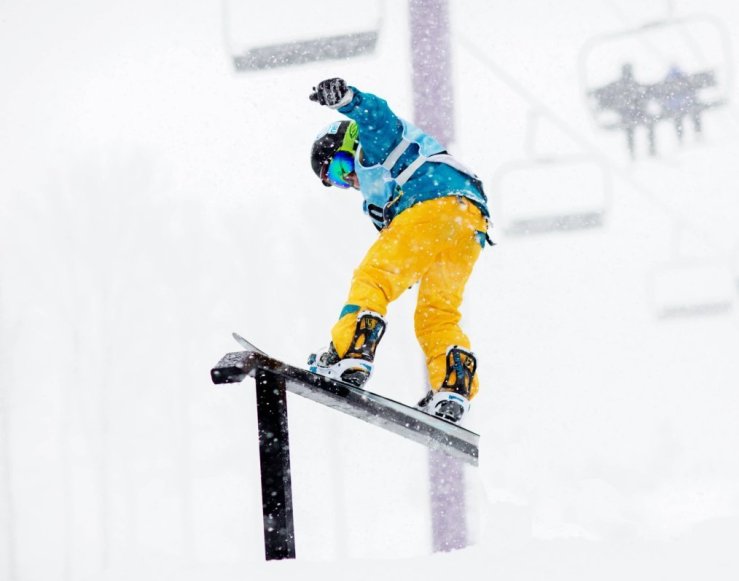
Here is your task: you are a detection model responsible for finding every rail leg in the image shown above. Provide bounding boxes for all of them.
[255,369,295,560]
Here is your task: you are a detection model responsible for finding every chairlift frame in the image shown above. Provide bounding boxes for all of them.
[578,13,734,128]
[647,225,736,320]
[647,259,736,320]
[221,0,385,71]
[491,154,613,236]
[579,13,734,91]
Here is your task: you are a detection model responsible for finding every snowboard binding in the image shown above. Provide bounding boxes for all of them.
[418,346,476,423]
[308,311,386,388]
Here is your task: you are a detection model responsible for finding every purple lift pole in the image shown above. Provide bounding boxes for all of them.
[409,0,454,144]
[409,0,468,553]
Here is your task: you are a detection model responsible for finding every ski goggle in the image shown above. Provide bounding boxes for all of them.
[321,150,355,188]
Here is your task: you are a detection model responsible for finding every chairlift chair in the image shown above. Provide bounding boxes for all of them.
[222,0,384,71]
[648,259,735,320]
[491,156,612,236]
[578,14,733,133]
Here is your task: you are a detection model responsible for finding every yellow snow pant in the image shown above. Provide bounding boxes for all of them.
[331,196,486,398]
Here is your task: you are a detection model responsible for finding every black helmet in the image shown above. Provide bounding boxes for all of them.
[311,120,359,186]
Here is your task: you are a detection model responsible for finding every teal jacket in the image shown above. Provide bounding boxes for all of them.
[338,87,489,230]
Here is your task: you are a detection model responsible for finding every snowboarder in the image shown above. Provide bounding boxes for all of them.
[307,78,491,424]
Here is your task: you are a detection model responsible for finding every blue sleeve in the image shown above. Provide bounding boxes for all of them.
[338,87,404,166]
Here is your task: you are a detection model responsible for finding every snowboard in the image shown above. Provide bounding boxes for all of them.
[214,331,480,465]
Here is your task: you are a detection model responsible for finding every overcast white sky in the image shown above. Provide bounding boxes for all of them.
[1,1,739,580]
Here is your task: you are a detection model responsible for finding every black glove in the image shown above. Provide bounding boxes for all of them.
[309,78,353,109]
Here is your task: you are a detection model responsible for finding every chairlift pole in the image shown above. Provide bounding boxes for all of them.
[409,0,468,553]
[409,0,454,145]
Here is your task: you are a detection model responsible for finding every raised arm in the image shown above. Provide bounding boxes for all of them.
[310,78,403,166]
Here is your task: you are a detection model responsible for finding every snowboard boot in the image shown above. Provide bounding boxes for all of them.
[418,346,476,423]
[308,311,387,388]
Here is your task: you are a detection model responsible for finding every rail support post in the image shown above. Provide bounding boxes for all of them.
[255,369,295,560]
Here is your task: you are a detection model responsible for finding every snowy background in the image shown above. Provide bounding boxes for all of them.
[2,0,739,580]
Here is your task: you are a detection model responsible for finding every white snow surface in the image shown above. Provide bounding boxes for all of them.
[1,1,739,580]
